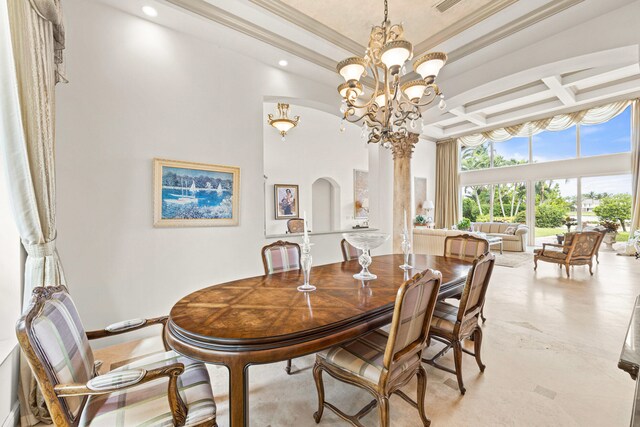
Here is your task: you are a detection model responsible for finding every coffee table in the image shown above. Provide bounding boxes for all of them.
[486,236,503,254]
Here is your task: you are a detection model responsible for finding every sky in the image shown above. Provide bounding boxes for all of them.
[164,166,232,181]
[490,106,631,163]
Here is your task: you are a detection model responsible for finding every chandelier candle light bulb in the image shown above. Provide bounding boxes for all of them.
[335,0,447,147]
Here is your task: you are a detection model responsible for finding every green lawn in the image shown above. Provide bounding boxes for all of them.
[535,227,566,238]
[535,227,629,242]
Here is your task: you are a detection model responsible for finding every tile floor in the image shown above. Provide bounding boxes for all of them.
[95,250,640,426]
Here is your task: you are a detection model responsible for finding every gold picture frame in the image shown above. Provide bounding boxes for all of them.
[274,184,299,220]
[153,158,240,227]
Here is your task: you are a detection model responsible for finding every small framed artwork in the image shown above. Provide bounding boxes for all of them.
[154,158,240,227]
[414,177,427,214]
[274,184,299,220]
[354,169,369,219]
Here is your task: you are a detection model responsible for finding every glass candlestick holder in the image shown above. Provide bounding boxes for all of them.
[297,239,316,292]
[399,229,413,270]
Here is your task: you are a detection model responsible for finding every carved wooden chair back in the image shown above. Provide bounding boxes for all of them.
[16,286,95,426]
[456,253,495,325]
[261,240,301,274]
[286,218,304,233]
[382,269,442,383]
[444,234,489,261]
[567,231,601,261]
[340,238,362,262]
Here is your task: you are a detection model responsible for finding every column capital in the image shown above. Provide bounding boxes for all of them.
[390,133,419,160]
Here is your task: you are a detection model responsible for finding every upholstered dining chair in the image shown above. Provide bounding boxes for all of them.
[533,231,600,278]
[340,238,362,262]
[443,234,490,323]
[444,234,489,260]
[16,285,217,427]
[286,218,305,233]
[313,269,442,427]
[261,240,301,374]
[423,252,495,395]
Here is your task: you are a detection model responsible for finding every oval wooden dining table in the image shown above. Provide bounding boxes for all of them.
[166,254,472,427]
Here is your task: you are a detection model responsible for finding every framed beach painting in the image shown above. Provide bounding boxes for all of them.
[153,158,240,227]
[353,169,369,219]
[274,184,299,220]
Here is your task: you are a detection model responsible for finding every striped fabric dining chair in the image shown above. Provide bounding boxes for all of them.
[444,234,489,260]
[340,238,362,262]
[312,269,442,427]
[444,233,490,322]
[261,240,301,274]
[261,240,301,374]
[16,286,217,427]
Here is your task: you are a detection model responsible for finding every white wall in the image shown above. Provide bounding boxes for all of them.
[263,103,368,235]
[54,0,393,344]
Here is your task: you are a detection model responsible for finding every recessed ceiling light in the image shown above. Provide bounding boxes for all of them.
[278,60,288,67]
[142,6,158,17]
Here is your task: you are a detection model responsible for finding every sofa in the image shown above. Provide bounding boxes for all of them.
[413,228,468,256]
[413,222,529,255]
[471,222,528,252]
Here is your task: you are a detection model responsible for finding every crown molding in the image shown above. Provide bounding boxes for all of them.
[447,0,585,63]
[165,0,338,73]
[249,0,365,56]
[414,0,518,54]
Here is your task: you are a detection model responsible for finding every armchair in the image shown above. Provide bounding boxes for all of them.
[16,285,217,427]
[534,231,601,278]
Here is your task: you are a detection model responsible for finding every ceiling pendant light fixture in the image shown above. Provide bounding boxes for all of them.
[267,103,300,141]
[336,0,448,147]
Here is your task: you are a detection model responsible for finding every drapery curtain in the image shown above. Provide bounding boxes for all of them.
[631,99,640,234]
[1,0,67,424]
[458,100,631,147]
[435,139,460,229]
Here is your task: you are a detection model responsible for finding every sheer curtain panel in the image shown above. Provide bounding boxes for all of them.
[1,0,67,424]
[435,139,460,229]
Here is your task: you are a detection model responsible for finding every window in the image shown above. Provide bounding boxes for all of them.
[581,174,632,240]
[493,182,526,223]
[534,178,577,245]
[492,137,529,167]
[460,143,490,171]
[462,185,491,222]
[580,106,631,157]
[532,126,577,163]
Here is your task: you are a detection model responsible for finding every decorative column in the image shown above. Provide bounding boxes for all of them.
[390,133,419,252]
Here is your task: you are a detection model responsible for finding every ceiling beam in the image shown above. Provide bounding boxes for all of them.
[449,106,487,126]
[447,0,585,63]
[542,75,576,106]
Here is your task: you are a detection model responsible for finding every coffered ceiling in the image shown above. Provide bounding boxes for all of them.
[93,0,640,140]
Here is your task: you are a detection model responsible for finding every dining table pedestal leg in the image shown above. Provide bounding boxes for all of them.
[228,361,250,427]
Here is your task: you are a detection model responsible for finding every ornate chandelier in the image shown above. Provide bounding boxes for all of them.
[268,103,300,141]
[336,0,447,148]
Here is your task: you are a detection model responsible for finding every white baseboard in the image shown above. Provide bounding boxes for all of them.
[1,401,19,427]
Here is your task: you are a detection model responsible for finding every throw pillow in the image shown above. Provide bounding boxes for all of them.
[504,226,518,235]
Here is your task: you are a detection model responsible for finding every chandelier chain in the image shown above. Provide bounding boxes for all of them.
[384,0,388,22]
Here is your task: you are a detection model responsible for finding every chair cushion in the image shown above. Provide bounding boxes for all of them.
[317,329,419,385]
[431,301,459,333]
[540,250,567,260]
[79,351,216,427]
